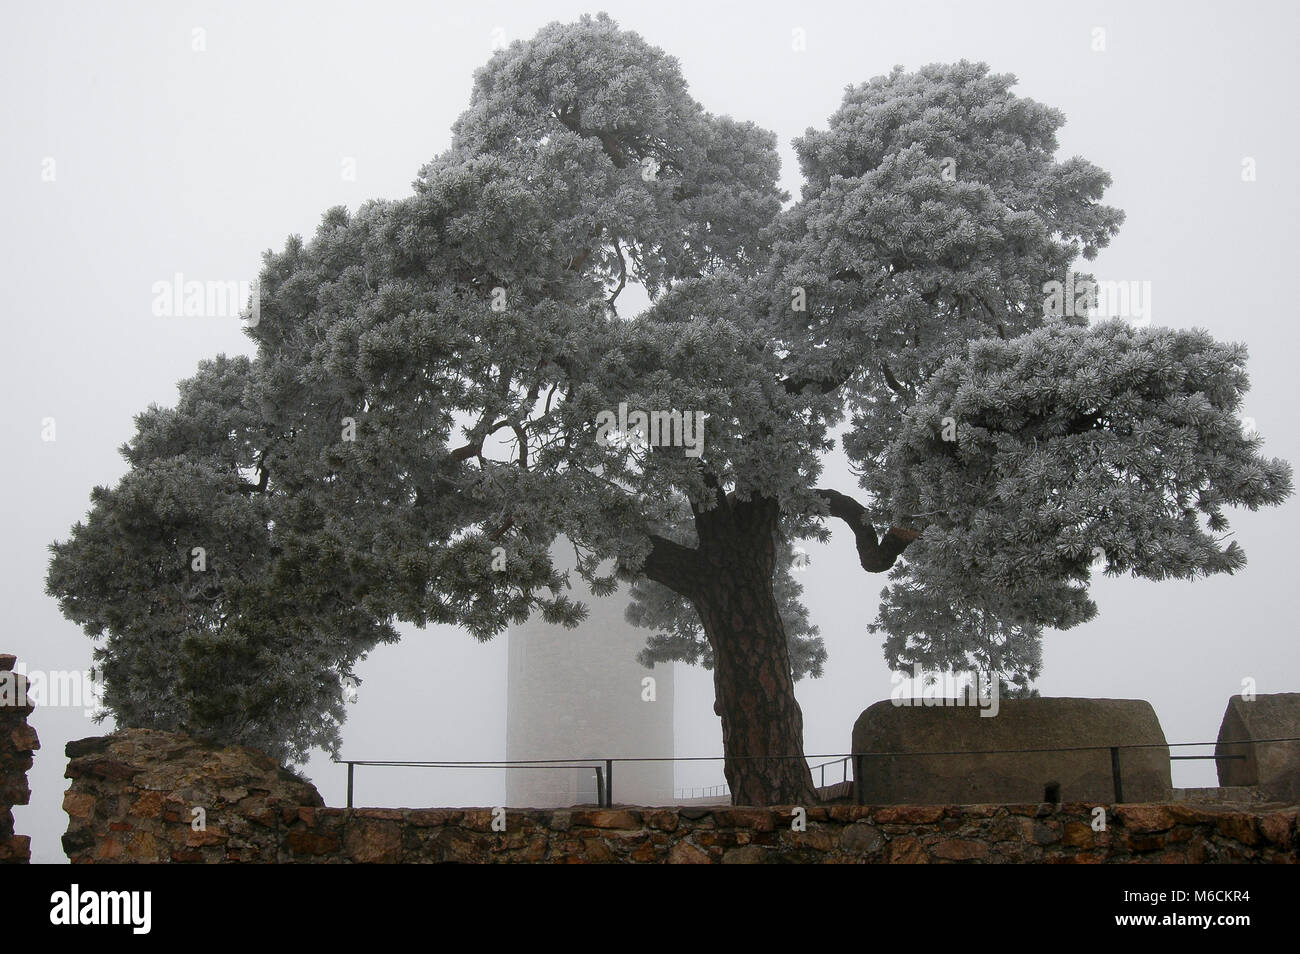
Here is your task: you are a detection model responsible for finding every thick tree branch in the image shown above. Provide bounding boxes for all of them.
[449,418,514,463]
[816,488,918,573]
[608,238,628,305]
[879,362,908,396]
[642,533,707,598]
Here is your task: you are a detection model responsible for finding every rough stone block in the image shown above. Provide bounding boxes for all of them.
[853,697,1172,805]
[1215,693,1300,803]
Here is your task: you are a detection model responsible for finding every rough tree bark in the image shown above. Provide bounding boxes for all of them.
[657,495,818,805]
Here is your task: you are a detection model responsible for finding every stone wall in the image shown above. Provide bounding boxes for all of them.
[64,729,1298,863]
[63,728,321,863]
[267,802,1299,864]
[0,654,39,863]
[853,697,1172,804]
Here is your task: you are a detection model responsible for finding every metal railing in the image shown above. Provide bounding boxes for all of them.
[675,757,854,801]
[335,757,620,809]
[677,783,729,800]
[334,737,1299,808]
[811,756,851,790]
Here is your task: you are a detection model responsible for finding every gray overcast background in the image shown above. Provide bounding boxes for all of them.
[3,0,1296,863]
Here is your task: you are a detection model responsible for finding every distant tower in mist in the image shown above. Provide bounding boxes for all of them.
[505,541,675,807]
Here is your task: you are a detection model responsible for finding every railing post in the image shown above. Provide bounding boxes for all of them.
[604,759,613,807]
[346,761,354,809]
[594,766,605,807]
[854,754,864,805]
[1110,746,1124,803]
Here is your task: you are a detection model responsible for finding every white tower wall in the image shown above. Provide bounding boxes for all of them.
[505,543,675,808]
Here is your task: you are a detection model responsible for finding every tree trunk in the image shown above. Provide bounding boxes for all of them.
[691,496,819,807]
